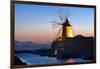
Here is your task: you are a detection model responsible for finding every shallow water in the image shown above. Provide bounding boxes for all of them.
[16,53,92,65]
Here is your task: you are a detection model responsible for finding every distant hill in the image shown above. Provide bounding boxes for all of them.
[15,41,51,51]
[74,35,94,38]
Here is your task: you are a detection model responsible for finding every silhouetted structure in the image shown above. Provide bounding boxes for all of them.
[52,35,95,60]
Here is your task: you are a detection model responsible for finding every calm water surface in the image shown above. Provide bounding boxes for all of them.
[16,53,92,65]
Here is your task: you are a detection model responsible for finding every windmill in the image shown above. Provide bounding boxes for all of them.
[52,9,73,41]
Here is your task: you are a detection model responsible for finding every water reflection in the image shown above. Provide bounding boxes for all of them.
[16,53,92,65]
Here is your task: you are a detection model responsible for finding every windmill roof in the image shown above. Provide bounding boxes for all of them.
[63,18,71,26]
[66,22,71,26]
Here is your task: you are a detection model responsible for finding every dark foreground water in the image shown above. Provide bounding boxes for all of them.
[16,53,92,65]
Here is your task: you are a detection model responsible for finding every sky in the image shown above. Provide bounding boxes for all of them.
[15,4,95,43]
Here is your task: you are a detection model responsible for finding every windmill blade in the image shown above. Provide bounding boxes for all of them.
[62,9,70,19]
[57,9,71,23]
[65,9,71,19]
[57,9,65,23]
[55,27,62,39]
[51,21,62,25]
[51,21,62,28]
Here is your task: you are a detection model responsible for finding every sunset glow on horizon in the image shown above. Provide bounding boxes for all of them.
[15,4,94,43]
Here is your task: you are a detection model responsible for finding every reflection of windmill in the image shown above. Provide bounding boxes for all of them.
[52,9,73,41]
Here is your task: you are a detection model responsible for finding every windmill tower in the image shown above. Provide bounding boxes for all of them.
[52,9,73,41]
[62,17,73,39]
[51,9,74,56]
